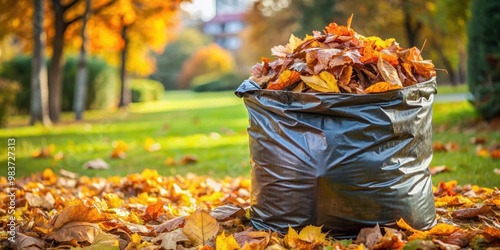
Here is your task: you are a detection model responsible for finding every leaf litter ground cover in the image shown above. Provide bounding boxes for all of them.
[1,168,499,249]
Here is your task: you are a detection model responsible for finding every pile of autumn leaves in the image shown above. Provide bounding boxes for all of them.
[1,168,499,249]
[250,16,436,94]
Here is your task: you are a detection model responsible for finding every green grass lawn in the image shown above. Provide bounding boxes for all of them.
[1,89,499,187]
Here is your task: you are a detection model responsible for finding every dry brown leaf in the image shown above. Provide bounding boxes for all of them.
[182,210,219,246]
[209,204,245,222]
[154,216,186,233]
[452,205,491,219]
[16,232,44,249]
[377,57,402,87]
[50,199,111,230]
[153,228,190,250]
[354,224,382,248]
[47,221,101,243]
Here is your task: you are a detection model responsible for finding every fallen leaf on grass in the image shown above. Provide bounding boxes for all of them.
[470,137,487,144]
[181,155,198,165]
[142,200,165,222]
[476,146,490,157]
[430,165,450,176]
[144,138,161,152]
[216,232,240,250]
[153,228,190,250]
[32,144,55,158]
[82,158,110,170]
[16,232,44,249]
[354,224,382,248]
[452,205,491,219]
[47,221,101,243]
[183,210,219,245]
[111,140,128,159]
[209,204,246,222]
[51,199,111,230]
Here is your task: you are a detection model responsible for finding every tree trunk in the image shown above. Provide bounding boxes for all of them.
[457,37,467,84]
[48,0,66,122]
[31,0,52,126]
[401,0,423,47]
[74,0,91,121]
[118,24,130,108]
[430,38,458,85]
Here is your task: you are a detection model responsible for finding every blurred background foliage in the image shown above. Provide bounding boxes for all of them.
[0,0,498,125]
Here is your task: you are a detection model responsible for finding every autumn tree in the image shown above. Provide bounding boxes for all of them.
[89,0,186,108]
[31,0,52,126]
[177,44,236,89]
[73,0,91,121]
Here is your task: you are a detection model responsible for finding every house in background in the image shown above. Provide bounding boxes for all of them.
[202,0,251,52]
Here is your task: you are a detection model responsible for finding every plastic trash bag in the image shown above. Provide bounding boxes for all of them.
[235,77,438,238]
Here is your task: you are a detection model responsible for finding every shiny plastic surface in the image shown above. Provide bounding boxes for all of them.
[235,78,438,238]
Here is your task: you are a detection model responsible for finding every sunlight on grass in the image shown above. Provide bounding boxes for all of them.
[1,91,498,187]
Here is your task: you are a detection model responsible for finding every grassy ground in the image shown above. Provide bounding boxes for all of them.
[1,88,498,187]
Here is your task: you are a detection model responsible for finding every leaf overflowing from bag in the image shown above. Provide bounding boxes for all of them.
[250,15,436,94]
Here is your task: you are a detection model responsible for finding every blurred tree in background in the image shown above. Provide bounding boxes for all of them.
[0,0,186,124]
[177,43,236,89]
[151,28,211,91]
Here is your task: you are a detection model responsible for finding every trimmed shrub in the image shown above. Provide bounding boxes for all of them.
[0,79,21,127]
[191,72,246,92]
[467,0,500,120]
[0,56,119,114]
[130,78,164,103]
[0,56,32,114]
[62,57,120,111]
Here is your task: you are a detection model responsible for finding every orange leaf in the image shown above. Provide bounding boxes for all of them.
[365,81,402,94]
[50,200,111,230]
[267,70,301,90]
[142,200,165,222]
[428,223,459,236]
[396,218,417,232]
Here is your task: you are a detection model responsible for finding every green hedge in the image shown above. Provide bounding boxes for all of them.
[0,56,119,114]
[0,79,20,127]
[130,78,164,103]
[467,0,500,120]
[191,72,246,92]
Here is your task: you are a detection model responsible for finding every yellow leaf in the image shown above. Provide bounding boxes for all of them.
[298,225,326,243]
[396,218,417,232]
[365,81,402,94]
[103,193,123,209]
[428,223,459,236]
[216,232,240,250]
[131,233,142,245]
[288,34,304,51]
[183,210,219,245]
[144,138,161,152]
[141,169,159,180]
[284,226,300,248]
[300,71,340,93]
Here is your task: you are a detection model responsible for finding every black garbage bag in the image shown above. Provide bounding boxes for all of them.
[235,78,438,238]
